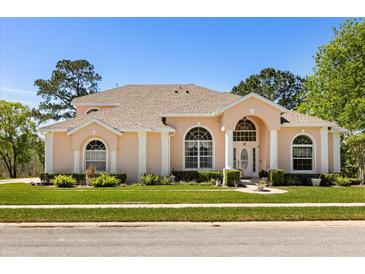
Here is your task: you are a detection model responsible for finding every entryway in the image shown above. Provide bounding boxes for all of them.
[233,143,258,178]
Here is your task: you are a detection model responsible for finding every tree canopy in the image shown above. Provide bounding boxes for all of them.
[298,19,365,132]
[34,59,102,121]
[231,68,307,110]
[0,100,42,178]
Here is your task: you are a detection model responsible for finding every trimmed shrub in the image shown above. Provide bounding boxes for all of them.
[334,176,352,187]
[141,173,160,185]
[107,173,127,184]
[319,173,341,186]
[53,175,76,187]
[91,173,120,187]
[223,169,241,187]
[268,169,284,185]
[160,176,173,185]
[283,173,321,186]
[171,170,223,183]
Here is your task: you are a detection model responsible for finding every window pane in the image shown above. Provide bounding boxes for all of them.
[293,147,312,158]
[200,156,212,168]
[199,141,212,156]
[185,142,198,156]
[86,161,106,172]
[293,159,312,171]
[185,156,198,168]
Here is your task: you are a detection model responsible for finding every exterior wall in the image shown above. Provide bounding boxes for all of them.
[75,105,115,116]
[53,132,74,173]
[278,127,321,173]
[328,132,334,173]
[117,133,139,182]
[221,97,282,131]
[147,132,162,175]
[166,116,225,171]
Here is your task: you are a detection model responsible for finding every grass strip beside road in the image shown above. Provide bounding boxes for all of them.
[2,207,365,222]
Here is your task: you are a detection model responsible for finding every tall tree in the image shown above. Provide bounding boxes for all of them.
[231,68,307,110]
[35,59,102,121]
[298,19,365,132]
[0,100,39,178]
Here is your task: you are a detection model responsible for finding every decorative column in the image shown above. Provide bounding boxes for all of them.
[269,130,278,169]
[332,132,341,173]
[161,132,170,176]
[45,132,54,173]
[225,130,233,169]
[320,127,329,173]
[110,150,117,173]
[73,150,80,173]
[138,131,147,180]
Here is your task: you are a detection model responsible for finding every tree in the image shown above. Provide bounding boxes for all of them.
[298,19,365,132]
[343,134,365,182]
[231,68,307,109]
[34,59,102,121]
[0,100,40,178]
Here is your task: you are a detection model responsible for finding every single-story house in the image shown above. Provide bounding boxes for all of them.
[40,84,346,182]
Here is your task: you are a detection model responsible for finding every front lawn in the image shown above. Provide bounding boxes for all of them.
[2,207,365,222]
[1,183,365,205]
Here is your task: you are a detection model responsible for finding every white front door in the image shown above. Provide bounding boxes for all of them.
[234,144,257,177]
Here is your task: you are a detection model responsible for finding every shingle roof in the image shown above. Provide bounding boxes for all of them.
[40,84,346,133]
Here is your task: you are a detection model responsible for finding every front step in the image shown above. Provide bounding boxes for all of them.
[240,177,260,185]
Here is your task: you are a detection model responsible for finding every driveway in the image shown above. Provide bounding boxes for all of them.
[0,178,39,184]
[1,221,365,256]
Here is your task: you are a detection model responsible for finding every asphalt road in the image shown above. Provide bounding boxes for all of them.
[1,222,365,256]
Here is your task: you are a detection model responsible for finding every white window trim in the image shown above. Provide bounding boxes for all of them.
[233,118,259,144]
[82,137,109,173]
[182,125,215,170]
[290,133,316,173]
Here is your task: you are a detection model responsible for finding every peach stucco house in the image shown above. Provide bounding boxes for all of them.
[40,84,346,182]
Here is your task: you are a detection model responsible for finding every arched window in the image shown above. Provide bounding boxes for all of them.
[233,119,256,141]
[85,140,107,172]
[86,108,99,114]
[292,135,314,171]
[185,127,213,169]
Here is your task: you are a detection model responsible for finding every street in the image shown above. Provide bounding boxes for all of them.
[1,221,365,256]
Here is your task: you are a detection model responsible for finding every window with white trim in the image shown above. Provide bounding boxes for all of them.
[233,119,256,141]
[292,135,313,171]
[85,140,106,172]
[185,127,213,169]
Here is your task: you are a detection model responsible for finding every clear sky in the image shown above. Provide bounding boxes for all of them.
[0,17,349,107]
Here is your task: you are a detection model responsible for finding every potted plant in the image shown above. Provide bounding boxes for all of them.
[311,178,321,187]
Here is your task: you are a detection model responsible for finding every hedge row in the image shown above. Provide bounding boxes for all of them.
[40,173,127,185]
[171,170,223,183]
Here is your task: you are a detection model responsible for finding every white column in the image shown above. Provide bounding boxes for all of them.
[333,132,341,173]
[320,127,329,173]
[73,150,80,173]
[45,132,54,173]
[225,130,233,169]
[110,150,117,173]
[161,132,170,176]
[138,131,147,180]
[269,130,278,169]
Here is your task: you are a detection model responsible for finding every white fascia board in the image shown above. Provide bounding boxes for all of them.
[39,128,68,134]
[67,119,122,136]
[218,92,288,113]
[281,123,333,128]
[72,103,120,107]
[120,128,176,133]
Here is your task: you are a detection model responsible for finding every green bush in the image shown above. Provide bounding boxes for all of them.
[104,173,127,184]
[284,173,321,186]
[141,173,160,185]
[223,169,241,187]
[160,176,173,185]
[53,175,76,187]
[268,169,284,185]
[334,176,352,187]
[91,173,120,187]
[171,170,223,183]
[259,170,268,178]
[319,173,341,186]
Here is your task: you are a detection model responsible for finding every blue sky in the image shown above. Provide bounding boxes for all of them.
[0,17,349,107]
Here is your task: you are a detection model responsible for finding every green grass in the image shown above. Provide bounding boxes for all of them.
[1,183,365,205]
[2,207,365,222]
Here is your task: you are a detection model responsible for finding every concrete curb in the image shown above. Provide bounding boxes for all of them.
[2,203,365,209]
[2,220,365,228]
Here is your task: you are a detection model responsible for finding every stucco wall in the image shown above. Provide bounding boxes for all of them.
[166,116,225,171]
[53,132,74,173]
[147,132,162,175]
[117,133,139,182]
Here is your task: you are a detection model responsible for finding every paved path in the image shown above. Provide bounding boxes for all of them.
[2,202,365,209]
[0,178,39,184]
[2,221,365,256]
